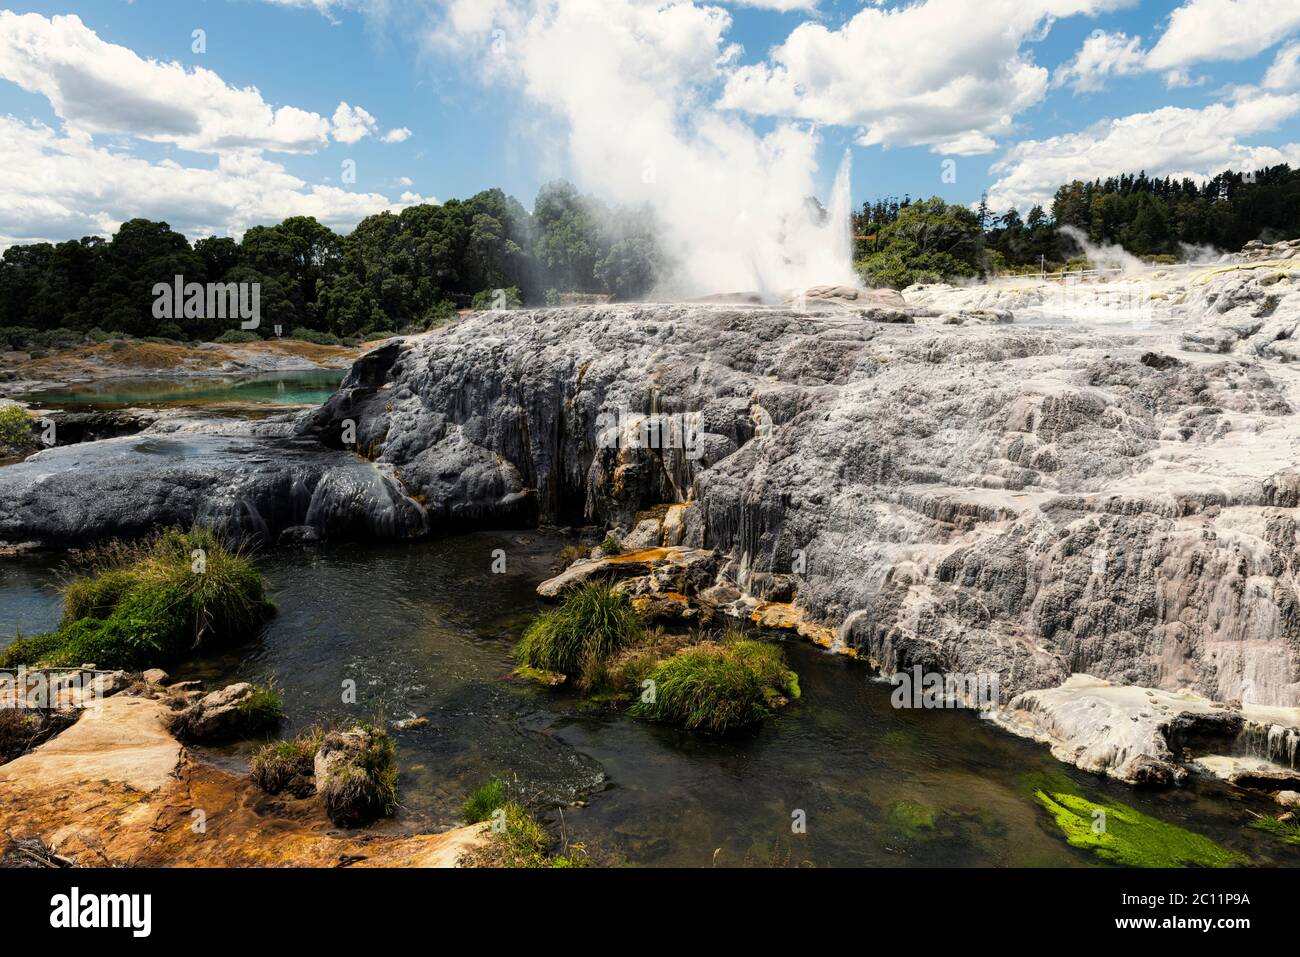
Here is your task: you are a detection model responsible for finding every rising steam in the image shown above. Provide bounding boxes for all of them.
[433,0,858,298]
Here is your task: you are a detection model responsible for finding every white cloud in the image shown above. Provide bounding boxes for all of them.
[1053,31,1146,92]
[723,0,817,9]
[331,101,378,143]
[985,92,1300,211]
[932,132,999,156]
[1146,0,1300,71]
[0,11,333,154]
[0,116,432,247]
[1264,41,1300,90]
[719,0,1129,151]
[382,126,412,143]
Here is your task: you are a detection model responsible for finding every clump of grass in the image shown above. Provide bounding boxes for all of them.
[628,632,800,733]
[514,582,644,690]
[462,777,507,824]
[1248,813,1300,846]
[460,802,589,868]
[1034,789,1247,868]
[250,726,323,796]
[0,404,37,451]
[599,535,621,556]
[0,527,273,670]
[316,723,398,827]
[239,684,285,729]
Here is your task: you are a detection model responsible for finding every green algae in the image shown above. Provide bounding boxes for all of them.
[1034,789,1247,868]
[886,799,940,839]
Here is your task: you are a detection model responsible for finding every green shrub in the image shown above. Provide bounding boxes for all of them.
[0,405,37,451]
[0,527,273,669]
[462,777,507,824]
[599,535,621,556]
[514,583,644,690]
[214,329,259,344]
[288,327,342,346]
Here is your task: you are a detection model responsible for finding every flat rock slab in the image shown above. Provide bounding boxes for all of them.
[0,695,180,792]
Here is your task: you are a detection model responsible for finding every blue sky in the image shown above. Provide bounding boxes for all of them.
[1,0,1299,249]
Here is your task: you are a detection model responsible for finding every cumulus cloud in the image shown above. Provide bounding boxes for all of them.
[985,92,1300,211]
[0,11,334,154]
[331,101,378,143]
[382,126,412,143]
[1146,0,1300,71]
[1053,31,1146,92]
[0,116,430,247]
[1264,41,1300,90]
[719,0,1129,152]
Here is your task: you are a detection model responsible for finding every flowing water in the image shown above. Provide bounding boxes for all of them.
[2,531,1296,868]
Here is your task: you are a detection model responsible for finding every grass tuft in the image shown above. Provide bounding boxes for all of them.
[462,777,507,824]
[250,726,323,796]
[460,802,589,868]
[0,527,273,670]
[628,632,800,733]
[514,582,644,690]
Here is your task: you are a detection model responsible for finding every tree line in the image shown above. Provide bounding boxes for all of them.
[0,181,662,349]
[4,163,1299,350]
[854,163,1300,288]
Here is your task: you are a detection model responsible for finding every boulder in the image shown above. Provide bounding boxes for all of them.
[313,726,395,827]
[168,682,280,743]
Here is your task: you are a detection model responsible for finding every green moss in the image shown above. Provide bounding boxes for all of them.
[462,777,507,824]
[0,527,273,670]
[511,665,566,687]
[886,799,940,838]
[1035,790,1247,868]
[514,582,643,690]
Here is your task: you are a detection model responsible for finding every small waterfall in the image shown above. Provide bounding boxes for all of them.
[1239,721,1299,769]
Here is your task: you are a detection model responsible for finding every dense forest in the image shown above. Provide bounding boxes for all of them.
[0,181,662,349]
[3,164,1300,350]
[853,163,1300,288]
